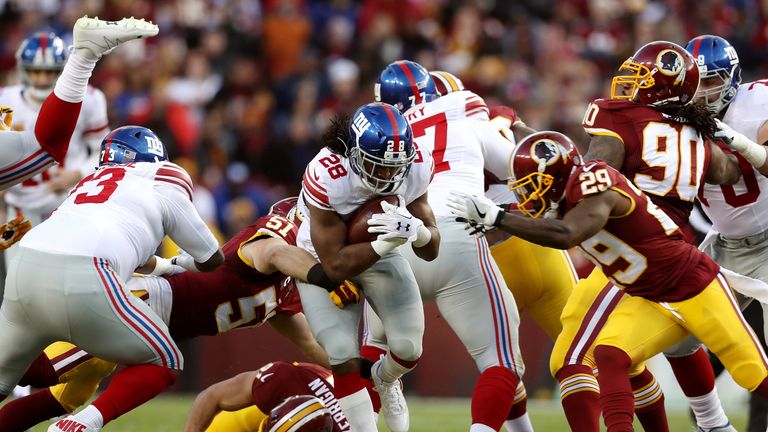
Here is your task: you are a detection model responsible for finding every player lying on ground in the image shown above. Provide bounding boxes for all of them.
[184,361,349,432]
[448,131,768,432]
[0,197,360,432]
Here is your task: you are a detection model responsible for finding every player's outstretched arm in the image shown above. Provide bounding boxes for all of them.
[712,119,768,177]
[183,372,259,432]
[268,312,330,369]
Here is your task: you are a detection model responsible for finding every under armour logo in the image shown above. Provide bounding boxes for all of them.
[397,222,411,231]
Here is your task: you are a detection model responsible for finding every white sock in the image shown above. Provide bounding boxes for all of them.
[72,405,104,429]
[375,353,415,384]
[53,52,97,103]
[504,413,535,432]
[470,424,496,432]
[689,388,729,429]
[338,388,377,432]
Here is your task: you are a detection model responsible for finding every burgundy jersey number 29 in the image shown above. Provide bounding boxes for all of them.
[70,167,127,204]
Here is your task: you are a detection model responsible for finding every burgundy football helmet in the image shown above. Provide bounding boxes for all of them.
[259,395,333,432]
[508,131,583,218]
[268,196,304,227]
[611,41,700,109]
[429,70,465,96]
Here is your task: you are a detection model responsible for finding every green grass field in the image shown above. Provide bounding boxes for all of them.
[26,396,747,431]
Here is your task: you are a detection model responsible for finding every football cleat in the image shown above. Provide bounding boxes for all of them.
[48,416,99,432]
[73,15,159,60]
[372,358,410,432]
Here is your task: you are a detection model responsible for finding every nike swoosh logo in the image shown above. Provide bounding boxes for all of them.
[472,201,486,218]
[584,163,597,172]
[258,373,274,382]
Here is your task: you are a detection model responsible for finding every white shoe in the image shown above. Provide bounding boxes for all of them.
[73,15,159,60]
[372,359,409,432]
[48,415,100,432]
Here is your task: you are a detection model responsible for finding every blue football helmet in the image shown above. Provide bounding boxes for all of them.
[375,60,437,112]
[686,35,741,114]
[99,126,168,166]
[347,102,415,193]
[16,32,68,101]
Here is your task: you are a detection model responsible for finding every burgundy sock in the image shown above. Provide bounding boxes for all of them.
[631,368,668,432]
[0,388,67,431]
[91,364,176,425]
[471,366,519,430]
[594,345,634,432]
[665,348,716,397]
[34,93,82,163]
[754,377,768,398]
[508,393,527,420]
[556,364,601,432]
[18,353,58,388]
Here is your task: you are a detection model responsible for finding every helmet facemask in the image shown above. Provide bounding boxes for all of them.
[349,145,415,194]
[695,66,740,114]
[610,60,655,102]
[509,171,555,219]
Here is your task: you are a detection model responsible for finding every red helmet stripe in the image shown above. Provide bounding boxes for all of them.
[381,104,400,150]
[396,62,422,105]
[102,129,119,164]
[39,33,48,60]
[691,37,704,58]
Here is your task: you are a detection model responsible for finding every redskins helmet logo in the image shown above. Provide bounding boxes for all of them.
[530,139,562,172]
[656,49,683,76]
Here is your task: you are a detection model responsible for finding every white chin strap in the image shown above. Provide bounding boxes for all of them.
[27,86,53,102]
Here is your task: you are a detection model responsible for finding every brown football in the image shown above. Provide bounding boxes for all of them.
[346,195,399,244]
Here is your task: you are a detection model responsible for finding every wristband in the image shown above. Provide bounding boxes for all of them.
[412,225,432,248]
[371,238,397,257]
[150,257,173,276]
[306,263,336,292]
[732,133,768,168]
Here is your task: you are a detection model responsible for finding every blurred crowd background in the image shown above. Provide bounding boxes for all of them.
[0,0,765,237]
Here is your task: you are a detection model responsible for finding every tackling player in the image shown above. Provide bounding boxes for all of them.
[296,102,439,431]
[0,197,360,431]
[184,361,349,432]
[366,61,528,432]
[535,40,744,432]
[448,131,768,432]
[0,125,224,432]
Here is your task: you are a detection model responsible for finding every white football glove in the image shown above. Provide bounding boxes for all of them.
[714,118,767,167]
[446,192,504,234]
[366,199,429,255]
[170,249,198,272]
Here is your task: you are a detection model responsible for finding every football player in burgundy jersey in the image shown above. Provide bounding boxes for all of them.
[184,361,349,432]
[449,131,768,432]
[0,199,359,432]
[545,40,745,432]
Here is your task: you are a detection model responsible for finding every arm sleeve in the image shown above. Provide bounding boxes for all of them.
[77,89,110,176]
[157,182,220,262]
[475,120,515,181]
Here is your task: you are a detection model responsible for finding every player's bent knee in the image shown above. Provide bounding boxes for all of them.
[387,337,422,362]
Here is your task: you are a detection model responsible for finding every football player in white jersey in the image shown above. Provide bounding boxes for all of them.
[296,101,439,432]
[0,31,110,228]
[669,35,768,432]
[0,16,157,192]
[0,125,224,432]
[366,60,529,432]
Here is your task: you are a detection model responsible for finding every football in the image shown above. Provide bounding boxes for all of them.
[346,195,399,244]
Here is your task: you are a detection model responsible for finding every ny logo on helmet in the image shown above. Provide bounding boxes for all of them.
[351,111,372,146]
[145,136,165,157]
